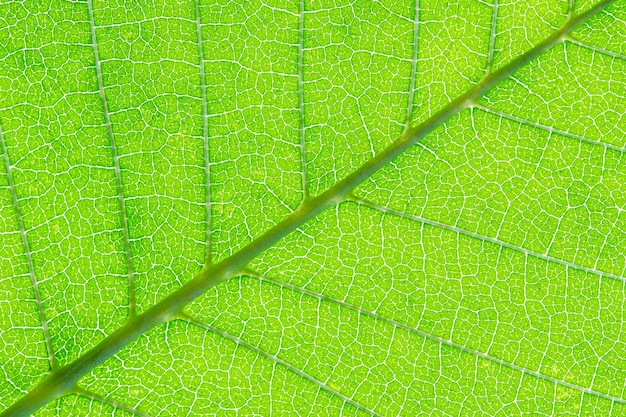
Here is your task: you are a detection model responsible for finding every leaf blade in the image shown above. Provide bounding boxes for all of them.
[1,0,623,415]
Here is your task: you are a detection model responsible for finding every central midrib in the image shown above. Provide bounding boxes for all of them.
[1,0,616,415]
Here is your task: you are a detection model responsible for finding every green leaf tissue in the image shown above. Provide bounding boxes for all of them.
[1,0,625,415]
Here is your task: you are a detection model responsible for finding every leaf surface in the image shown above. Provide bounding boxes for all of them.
[1,0,625,415]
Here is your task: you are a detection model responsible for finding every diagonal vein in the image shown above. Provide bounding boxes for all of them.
[2,0,616,414]
[178,313,382,417]
[348,196,626,283]
[476,104,626,153]
[73,387,152,417]
[87,0,136,318]
[244,270,626,405]
[0,124,57,371]
[566,36,626,61]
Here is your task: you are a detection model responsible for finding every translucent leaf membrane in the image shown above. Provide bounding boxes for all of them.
[2,0,625,414]
[0,0,129,365]
[200,0,303,261]
[92,0,207,310]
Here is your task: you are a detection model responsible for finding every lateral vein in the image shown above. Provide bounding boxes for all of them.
[349,196,626,283]
[87,0,136,318]
[194,0,213,266]
[0,123,57,371]
[74,387,153,417]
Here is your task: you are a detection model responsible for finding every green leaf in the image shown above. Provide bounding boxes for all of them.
[1,0,625,415]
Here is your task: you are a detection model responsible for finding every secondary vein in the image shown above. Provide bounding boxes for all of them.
[486,0,499,73]
[351,195,626,281]
[87,0,136,318]
[194,0,213,266]
[476,104,626,153]
[180,313,382,417]
[298,0,310,199]
[404,0,420,131]
[0,123,57,371]
[73,387,152,417]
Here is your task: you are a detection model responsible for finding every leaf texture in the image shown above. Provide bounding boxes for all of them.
[1,0,625,415]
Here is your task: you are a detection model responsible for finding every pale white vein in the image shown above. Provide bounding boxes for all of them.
[87,0,136,317]
[475,104,626,153]
[0,123,57,371]
[486,0,499,73]
[298,0,309,200]
[74,387,153,417]
[194,0,212,266]
[348,196,626,284]
[404,0,420,131]
[566,36,626,61]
